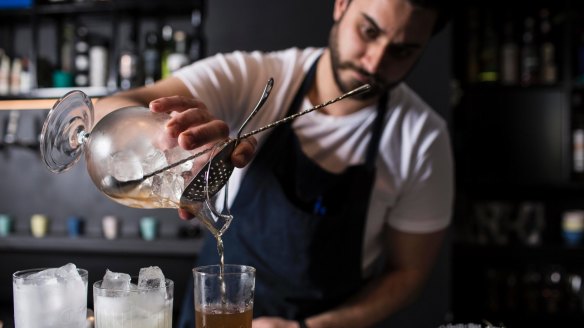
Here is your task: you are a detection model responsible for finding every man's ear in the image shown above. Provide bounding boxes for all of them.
[333,0,351,22]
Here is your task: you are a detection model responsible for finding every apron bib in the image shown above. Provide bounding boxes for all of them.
[181,59,389,325]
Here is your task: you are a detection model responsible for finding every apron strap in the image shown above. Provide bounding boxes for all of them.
[366,92,389,170]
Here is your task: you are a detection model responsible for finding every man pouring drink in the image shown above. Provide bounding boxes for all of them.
[94,0,453,327]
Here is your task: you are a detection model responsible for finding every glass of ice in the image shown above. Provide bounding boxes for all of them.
[12,263,88,328]
[93,267,174,328]
[194,264,255,328]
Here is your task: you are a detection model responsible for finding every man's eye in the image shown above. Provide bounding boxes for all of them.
[360,25,379,40]
[389,47,414,59]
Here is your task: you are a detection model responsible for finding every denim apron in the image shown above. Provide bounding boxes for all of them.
[179,59,388,326]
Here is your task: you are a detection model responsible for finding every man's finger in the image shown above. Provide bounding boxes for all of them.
[231,137,257,167]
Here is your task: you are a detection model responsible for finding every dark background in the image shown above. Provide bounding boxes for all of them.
[0,0,452,327]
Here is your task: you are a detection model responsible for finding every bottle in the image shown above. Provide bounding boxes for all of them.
[573,94,584,180]
[0,52,10,95]
[500,14,519,85]
[10,57,21,95]
[166,30,190,74]
[188,8,204,62]
[142,31,160,85]
[466,8,480,83]
[89,37,108,88]
[73,25,90,87]
[520,16,540,86]
[539,8,557,84]
[60,22,74,74]
[19,57,31,94]
[160,25,174,79]
[118,32,141,90]
[478,11,499,83]
[577,32,584,84]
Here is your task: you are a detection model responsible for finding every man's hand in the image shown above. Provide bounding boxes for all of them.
[149,95,257,168]
[253,317,301,328]
[149,95,258,220]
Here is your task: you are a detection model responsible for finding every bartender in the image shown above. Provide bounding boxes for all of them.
[95,0,453,327]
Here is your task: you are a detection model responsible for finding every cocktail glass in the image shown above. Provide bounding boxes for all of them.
[12,264,88,328]
[194,264,255,328]
[93,276,174,328]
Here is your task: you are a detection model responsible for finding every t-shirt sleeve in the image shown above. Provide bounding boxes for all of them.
[386,116,454,233]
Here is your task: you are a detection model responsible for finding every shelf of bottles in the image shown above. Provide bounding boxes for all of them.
[0,0,205,100]
[451,195,584,326]
[454,5,565,88]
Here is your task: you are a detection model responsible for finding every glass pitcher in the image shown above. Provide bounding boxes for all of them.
[40,90,234,234]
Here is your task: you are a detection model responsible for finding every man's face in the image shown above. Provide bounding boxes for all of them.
[329,0,437,99]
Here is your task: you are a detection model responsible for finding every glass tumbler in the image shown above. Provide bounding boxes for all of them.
[194,264,255,328]
[13,266,88,328]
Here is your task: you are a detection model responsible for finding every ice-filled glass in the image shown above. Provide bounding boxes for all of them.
[93,267,174,328]
[12,263,88,328]
[194,264,255,328]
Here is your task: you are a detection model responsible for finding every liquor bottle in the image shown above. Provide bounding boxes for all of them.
[577,32,584,84]
[466,8,480,83]
[520,16,540,86]
[189,8,205,62]
[160,25,174,79]
[142,31,160,86]
[89,37,108,88]
[500,14,518,85]
[166,30,190,74]
[73,25,90,87]
[478,11,499,83]
[572,93,584,180]
[118,35,140,90]
[539,8,557,84]
[60,22,74,75]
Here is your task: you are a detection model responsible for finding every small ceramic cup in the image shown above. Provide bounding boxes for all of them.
[140,217,158,241]
[30,214,49,238]
[102,215,119,240]
[0,214,12,237]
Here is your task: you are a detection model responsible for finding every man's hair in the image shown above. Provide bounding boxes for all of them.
[346,0,451,35]
[408,0,451,35]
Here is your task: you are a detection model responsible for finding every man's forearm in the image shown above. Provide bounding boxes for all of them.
[304,268,427,328]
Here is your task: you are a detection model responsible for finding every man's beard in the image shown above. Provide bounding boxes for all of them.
[328,23,397,101]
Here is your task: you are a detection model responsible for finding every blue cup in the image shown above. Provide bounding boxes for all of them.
[67,216,84,238]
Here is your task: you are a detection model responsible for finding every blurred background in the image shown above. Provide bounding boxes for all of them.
[2,0,584,327]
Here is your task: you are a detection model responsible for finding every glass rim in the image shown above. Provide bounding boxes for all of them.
[13,267,89,280]
[193,264,256,276]
[93,277,174,292]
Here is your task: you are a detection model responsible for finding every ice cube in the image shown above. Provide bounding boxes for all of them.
[159,171,184,201]
[141,148,168,175]
[101,269,131,291]
[28,268,58,286]
[55,263,82,282]
[164,147,192,169]
[111,150,143,181]
[138,266,166,289]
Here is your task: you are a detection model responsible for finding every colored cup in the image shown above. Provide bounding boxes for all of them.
[102,215,119,240]
[0,214,12,237]
[140,217,158,241]
[563,210,584,246]
[67,216,84,238]
[30,214,49,238]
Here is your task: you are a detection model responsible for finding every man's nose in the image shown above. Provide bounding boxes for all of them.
[361,44,387,75]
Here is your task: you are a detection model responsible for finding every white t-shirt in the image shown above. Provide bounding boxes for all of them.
[175,47,454,275]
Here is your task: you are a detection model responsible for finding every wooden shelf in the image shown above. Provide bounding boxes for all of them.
[0,87,106,110]
[0,235,202,257]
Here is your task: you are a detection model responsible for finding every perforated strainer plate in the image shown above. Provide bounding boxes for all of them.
[181,142,235,202]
